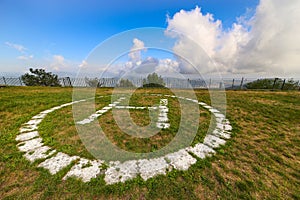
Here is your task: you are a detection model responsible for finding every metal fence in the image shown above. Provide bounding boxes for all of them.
[1,76,299,90]
[0,77,24,86]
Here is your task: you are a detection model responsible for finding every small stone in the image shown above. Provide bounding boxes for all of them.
[204,135,226,149]
[16,131,39,142]
[24,146,56,162]
[186,143,216,159]
[64,158,104,182]
[18,138,43,152]
[104,160,138,184]
[138,157,169,180]
[38,152,79,174]
[165,149,197,170]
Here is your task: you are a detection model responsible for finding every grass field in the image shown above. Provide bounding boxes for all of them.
[0,86,299,199]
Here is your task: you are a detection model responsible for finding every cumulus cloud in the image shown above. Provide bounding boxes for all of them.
[166,0,300,76]
[51,55,67,71]
[155,59,180,74]
[79,60,88,68]
[128,38,146,64]
[5,42,27,52]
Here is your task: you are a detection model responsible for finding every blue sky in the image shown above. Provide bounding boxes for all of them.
[6,0,300,79]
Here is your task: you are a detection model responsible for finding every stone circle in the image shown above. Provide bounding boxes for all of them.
[15,94,232,184]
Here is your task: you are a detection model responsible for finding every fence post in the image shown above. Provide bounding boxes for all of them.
[281,79,286,90]
[19,77,23,86]
[272,78,278,90]
[3,77,7,85]
[232,79,235,89]
[240,77,244,89]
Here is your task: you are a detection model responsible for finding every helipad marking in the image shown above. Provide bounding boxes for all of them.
[15,94,232,184]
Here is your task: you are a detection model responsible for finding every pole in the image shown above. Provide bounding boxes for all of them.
[3,77,7,85]
[281,79,286,90]
[272,78,278,90]
[232,79,235,89]
[240,77,244,89]
[19,77,23,86]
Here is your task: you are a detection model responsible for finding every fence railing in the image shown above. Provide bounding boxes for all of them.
[1,76,299,90]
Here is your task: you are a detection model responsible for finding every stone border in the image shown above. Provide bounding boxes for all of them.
[15,94,232,185]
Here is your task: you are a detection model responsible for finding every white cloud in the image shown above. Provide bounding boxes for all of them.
[5,42,27,52]
[155,59,180,74]
[128,38,146,64]
[17,55,34,60]
[166,0,300,76]
[79,60,88,68]
[51,55,67,71]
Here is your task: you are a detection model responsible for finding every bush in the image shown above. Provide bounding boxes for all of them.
[245,78,299,90]
[116,79,135,88]
[21,68,61,86]
[142,73,165,88]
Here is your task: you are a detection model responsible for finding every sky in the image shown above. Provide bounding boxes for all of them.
[0,0,299,79]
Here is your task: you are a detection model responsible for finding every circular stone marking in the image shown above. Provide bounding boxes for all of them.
[16,94,232,185]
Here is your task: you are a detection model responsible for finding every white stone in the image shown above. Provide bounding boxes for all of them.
[25,119,43,125]
[203,105,213,109]
[156,123,170,129]
[214,113,225,118]
[105,160,138,184]
[96,110,108,114]
[18,138,43,152]
[165,149,197,170]
[198,102,207,106]
[38,152,79,174]
[204,135,226,148]
[224,124,232,131]
[209,108,220,113]
[63,158,104,182]
[138,157,169,180]
[32,113,47,119]
[212,129,231,139]
[19,125,38,133]
[16,131,39,142]
[186,143,216,159]
[24,146,56,162]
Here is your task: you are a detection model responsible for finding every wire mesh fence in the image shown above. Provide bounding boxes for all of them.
[1,76,299,90]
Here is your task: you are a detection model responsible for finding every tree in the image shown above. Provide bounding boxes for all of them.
[85,77,102,87]
[116,79,135,88]
[21,68,61,86]
[142,72,165,88]
[245,78,299,90]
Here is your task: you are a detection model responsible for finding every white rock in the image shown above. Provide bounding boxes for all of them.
[32,113,47,119]
[64,158,104,182]
[209,108,220,113]
[19,125,38,133]
[138,157,169,180]
[18,138,43,152]
[38,152,79,174]
[212,129,231,139]
[165,149,197,170]
[16,131,39,142]
[198,102,207,106]
[214,113,225,118]
[25,119,43,126]
[204,135,226,149]
[156,123,170,129]
[203,105,213,109]
[186,143,216,159]
[24,146,56,162]
[104,160,138,184]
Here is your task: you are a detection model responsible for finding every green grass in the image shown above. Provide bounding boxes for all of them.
[0,87,299,199]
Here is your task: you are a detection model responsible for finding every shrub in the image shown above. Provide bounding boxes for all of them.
[21,68,61,86]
